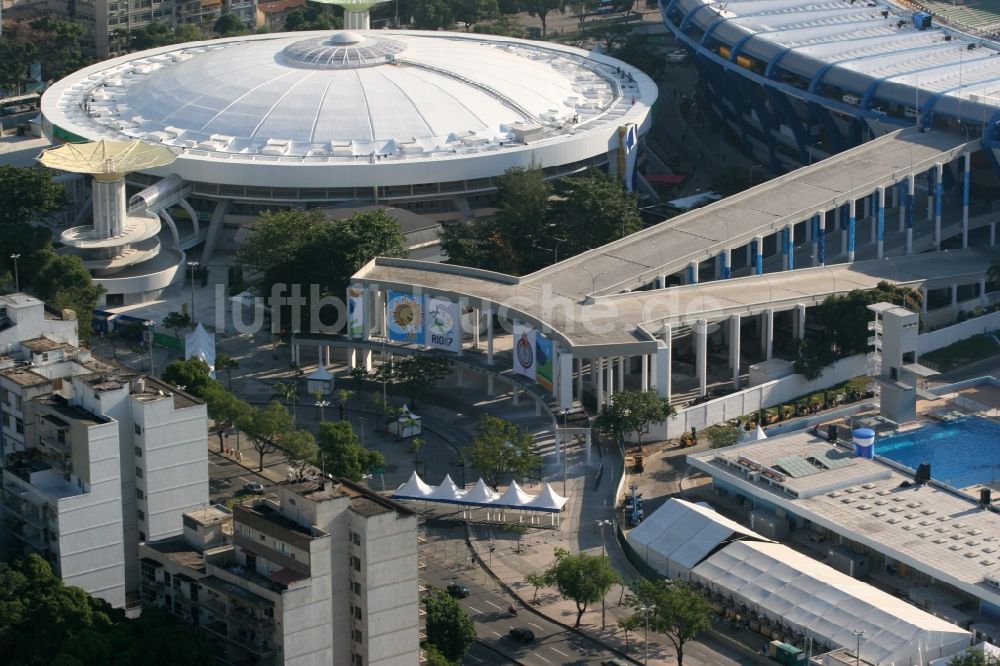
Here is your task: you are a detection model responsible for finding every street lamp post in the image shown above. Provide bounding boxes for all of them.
[315,399,329,422]
[853,629,865,666]
[596,519,611,629]
[9,254,20,292]
[553,237,568,263]
[642,603,656,665]
[187,260,199,320]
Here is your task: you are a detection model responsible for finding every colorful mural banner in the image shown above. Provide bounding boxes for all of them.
[513,323,536,380]
[535,334,554,392]
[425,296,462,353]
[347,286,365,339]
[387,291,425,344]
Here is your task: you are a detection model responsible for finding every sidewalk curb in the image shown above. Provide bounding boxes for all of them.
[464,522,644,666]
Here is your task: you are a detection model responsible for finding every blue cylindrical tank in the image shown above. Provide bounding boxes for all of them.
[853,428,876,459]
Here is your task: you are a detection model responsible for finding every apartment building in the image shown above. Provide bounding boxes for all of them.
[140,478,421,665]
[0,293,209,607]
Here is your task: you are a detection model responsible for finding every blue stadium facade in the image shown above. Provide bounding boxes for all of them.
[660,0,1000,175]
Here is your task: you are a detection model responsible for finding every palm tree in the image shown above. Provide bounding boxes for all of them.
[216,352,239,391]
[271,380,298,425]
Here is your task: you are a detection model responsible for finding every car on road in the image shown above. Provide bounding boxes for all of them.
[446,582,470,598]
[508,627,535,643]
[602,659,630,666]
[209,478,232,492]
[242,481,265,495]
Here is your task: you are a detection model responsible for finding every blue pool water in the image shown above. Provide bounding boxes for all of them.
[875,416,1000,488]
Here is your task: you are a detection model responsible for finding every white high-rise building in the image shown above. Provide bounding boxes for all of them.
[140,478,421,665]
[0,293,209,607]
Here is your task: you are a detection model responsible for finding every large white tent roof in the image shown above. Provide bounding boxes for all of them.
[692,541,971,665]
[394,471,433,499]
[425,474,464,503]
[184,323,216,376]
[391,475,567,512]
[524,483,568,512]
[627,498,769,577]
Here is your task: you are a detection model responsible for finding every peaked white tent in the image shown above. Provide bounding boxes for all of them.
[394,471,434,499]
[306,364,333,396]
[692,541,971,665]
[425,474,464,504]
[184,323,216,377]
[525,483,569,513]
[463,478,499,506]
[495,480,534,508]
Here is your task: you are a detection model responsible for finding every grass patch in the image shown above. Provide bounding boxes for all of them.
[921,334,1000,372]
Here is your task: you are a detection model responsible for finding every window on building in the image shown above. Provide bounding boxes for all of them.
[353,629,363,644]
[139,530,145,541]
[134,446,142,458]
[289,498,295,505]
[351,532,361,546]
[353,582,361,595]
[353,654,363,666]
[137,510,145,521]
[15,418,23,434]
[354,606,361,620]
[351,556,361,571]
[135,466,143,478]
[136,488,144,500]
[134,423,142,435]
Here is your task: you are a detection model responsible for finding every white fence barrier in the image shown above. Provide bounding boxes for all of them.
[646,355,870,441]
[917,311,1000,356]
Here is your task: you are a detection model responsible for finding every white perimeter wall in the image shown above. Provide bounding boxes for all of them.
[917,311,1000,356]
[647,354,870,441]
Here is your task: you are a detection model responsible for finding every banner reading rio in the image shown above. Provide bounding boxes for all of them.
[425,296,462,353]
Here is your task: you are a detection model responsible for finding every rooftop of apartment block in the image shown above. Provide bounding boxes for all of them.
[0,365,50,388]
[133,376,202,410]
[35,393,110,427]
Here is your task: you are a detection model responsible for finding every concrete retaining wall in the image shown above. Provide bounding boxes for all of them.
[917,310,1000,355]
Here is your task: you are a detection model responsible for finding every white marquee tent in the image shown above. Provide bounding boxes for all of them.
[692,540,971,665]
[184,323,216,377]
[392,472,568,520]
[626,498,770,579]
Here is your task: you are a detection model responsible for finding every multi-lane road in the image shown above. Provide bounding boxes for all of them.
[422,539,633,665]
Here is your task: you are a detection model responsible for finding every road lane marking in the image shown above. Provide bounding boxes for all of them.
[534,653,551,663]
[529,622,544,630]
[466,653,483,663]
[549,647,568,657]
[484,599,502,610]
[468,606,483,615]
[490,630,502,637]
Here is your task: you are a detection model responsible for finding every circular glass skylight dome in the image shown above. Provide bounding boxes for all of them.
[281,32,407,69]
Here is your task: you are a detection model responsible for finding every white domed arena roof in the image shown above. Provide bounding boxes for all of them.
[42,30,656,188]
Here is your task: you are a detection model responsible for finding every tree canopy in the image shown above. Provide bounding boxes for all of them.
[284,4,342,31]
[161,358,214,398]
[0,17,94,92]
[625,579,712,666]
[949,650,1000,666]
[315,420,384,481]
[235,208,407,332]
[440,167,642,276]
[539,547,619,627]
[385,355,453,407]
[423,588,477,663]
[213,13,248,36]
[465,414,541,488]
[0,554,216,665]
[523,0,566,35]
[594,389,675,448]
[127,22,204,50]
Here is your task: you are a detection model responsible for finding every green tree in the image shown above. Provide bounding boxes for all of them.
[524,570,551,603]
[543,547,619,627]
[160,358,214,398]
[410,436,425,465]
[315,420,384,481]
[424,588,476,663]
[334,388,354,420]
[215,352,239,391]
[284,4,341,30]
[0,166,67,228]
[522,0,565,35]
[422,644,453,666]
[392,355,453,406]
[271,380,299,425]
[162,311,191,339]
[439,218,519,274]
[128,21,203,49]
[705,424,740,449]
[280,427,319,465]
[568,0,596,28]
[202,382,252,451]
[453,0,499,27]
[626,579,711,666]
[31,254,104,341]
[213,12,247,36]
[594,389,675,449]
[0,554,215,664]
[238,401,295,472]
[236,209,406,332]
[413,0,454,28]
[949,650,1000,666]
[465,413,541,488]
[550,169,642,256]
[619,614,639,651]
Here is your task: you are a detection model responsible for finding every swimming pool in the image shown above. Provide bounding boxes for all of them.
[875,416,1000,489]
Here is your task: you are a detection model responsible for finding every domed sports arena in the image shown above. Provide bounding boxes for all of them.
[40,28,656,226]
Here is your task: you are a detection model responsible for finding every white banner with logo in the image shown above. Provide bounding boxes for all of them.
[347,286,365,339]
[513,323,537,381]
[424,296,462,353]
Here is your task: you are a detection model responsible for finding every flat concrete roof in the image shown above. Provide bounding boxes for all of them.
[688,432,1000,611]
